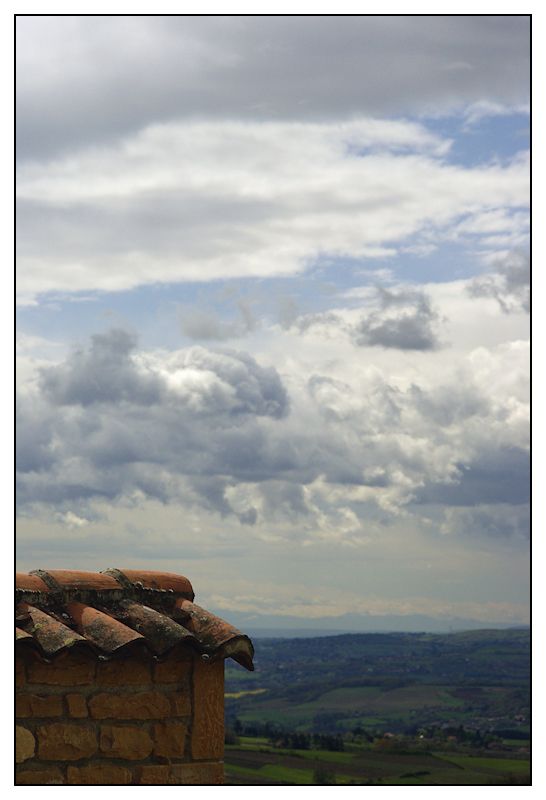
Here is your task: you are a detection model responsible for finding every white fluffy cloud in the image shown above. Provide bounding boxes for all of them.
[16,119,529,301]
[17,284,529,541]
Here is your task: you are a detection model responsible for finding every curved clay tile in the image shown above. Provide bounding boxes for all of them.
[15,627,41,654]
[16,627,34,642]
[107,569,194,600]
[32,570,122,591]
[66,601,145,654]
[172,598,254,670]
[217,637,255,672]
[16,573,51,592]
[17,603,89,656]
[16,567,254,669]
[113,599,199,655]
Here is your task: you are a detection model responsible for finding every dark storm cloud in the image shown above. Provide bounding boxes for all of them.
[354,287,441,350]
[16,15,529,160]
[467,250,530,313]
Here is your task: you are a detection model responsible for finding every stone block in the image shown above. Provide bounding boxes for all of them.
[89,690,170,719]
[27,655,95,686]
[169,762,224,785]
[169,690,191,717]
[135,765,171,784]
[16,693,63,718]
[97,657,151,686]
[16,767,64,785]
[67,765,132,785]
[153,721,187,758]
[66,693,88,718]
[37,723,98,761]
[153,657,192,684]
[191,659,224,760]
[16,659,25,687]
[100,724,154,760]
[16,726,35,763]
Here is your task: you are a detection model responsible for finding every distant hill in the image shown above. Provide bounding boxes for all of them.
[222,610,529,638]
[224,627,530,739]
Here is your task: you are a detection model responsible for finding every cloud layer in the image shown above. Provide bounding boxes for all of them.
[354,287,441,350]
[16,17,530,623]
[468,250,530,313]
[16,118,529,302]
[17,316,529,548]
[17,16,529,159]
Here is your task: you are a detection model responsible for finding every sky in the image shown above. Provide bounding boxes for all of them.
[15,14,530,628]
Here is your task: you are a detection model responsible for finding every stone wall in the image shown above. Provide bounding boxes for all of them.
[15,650,225,785]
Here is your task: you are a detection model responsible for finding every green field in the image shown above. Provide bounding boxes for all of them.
[226,629,529,736]
[224,629,530,784]
[233,683,473,732]
[225,737,530,786]
[435,754,531,775]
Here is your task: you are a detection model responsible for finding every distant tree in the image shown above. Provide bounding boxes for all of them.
[224,728,240,745]
[313,767,337,785]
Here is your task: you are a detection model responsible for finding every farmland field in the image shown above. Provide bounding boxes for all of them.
[224,628,530,785]
[225,738,530,786]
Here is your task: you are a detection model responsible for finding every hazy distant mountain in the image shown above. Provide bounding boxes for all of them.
[222,610,529,638]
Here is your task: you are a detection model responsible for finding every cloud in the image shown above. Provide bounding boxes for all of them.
[451,208,529,252]
[462,100,530,126]
[17,331,291,515]
[14,17,530,624]
[415,446,529,507]
[408,381,490,427]
[16,16,529,160]
[154,346,289,419]
[291,284,445,352]
[16,322,528,546]
[16,118,529,302]
[180,302,257,341]
[41,330,289,419]
[467,250,530,313]
[353,286,441,350]
[41,329,163,406]
[276,295,301,330]
[439,503,530,541]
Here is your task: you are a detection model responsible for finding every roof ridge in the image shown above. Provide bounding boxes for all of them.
[15,568,253,670]
[18,568,195,601]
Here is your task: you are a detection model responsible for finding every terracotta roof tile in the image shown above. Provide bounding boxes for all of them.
[17,602,90,657]
[32,569,122,591]
[173,598,255,671]
[16,573,50,592]
[66,601,145,655]
[105,569,195,600]
[113,599,199,655]
[15,569,254,670]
